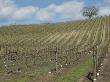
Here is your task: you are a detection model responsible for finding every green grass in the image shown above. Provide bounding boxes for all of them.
[57,58,92,82]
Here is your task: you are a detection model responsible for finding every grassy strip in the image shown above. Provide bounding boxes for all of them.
[4,76,29,82]
[57,58,92,82]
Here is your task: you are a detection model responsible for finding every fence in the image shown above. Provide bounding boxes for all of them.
[0,45,108,82]
[92,45,108,82]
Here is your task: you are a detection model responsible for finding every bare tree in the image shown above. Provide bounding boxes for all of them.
[82,6,98,19]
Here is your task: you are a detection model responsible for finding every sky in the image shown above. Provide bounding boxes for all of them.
[0,0,110,25]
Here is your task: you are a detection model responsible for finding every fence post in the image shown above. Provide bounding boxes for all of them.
[92,46,97,82]
[55,47,58,72]
[4,46,8,74]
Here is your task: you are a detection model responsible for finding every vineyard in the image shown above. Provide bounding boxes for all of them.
[0,15,110,82]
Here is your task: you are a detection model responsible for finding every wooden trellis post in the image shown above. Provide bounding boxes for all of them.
[92,46,97,82]
[54,47,58,72]
[55,48,58,71]
[4,46,8,74]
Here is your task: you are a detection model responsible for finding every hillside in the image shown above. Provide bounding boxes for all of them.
[0,16,110,82]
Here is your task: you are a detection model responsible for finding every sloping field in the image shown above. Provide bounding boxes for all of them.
[0,16,110,82]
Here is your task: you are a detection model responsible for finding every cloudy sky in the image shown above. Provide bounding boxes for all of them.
[0,0,110,25]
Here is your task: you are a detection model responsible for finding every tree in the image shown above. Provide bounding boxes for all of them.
[82,6,98,19]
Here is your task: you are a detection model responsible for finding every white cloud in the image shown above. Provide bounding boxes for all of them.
[0,6,15,19]
[36,1,85,22]
[0,0,38,21]
[12,6,38,20]
[0,0,14,7]
[99,6,110,16]
[36,4,57,22]
[55,1,84,20]
[0,0,16,19]
[55,1,83,14]
[0,0,110,24]
[36,10,54,21]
